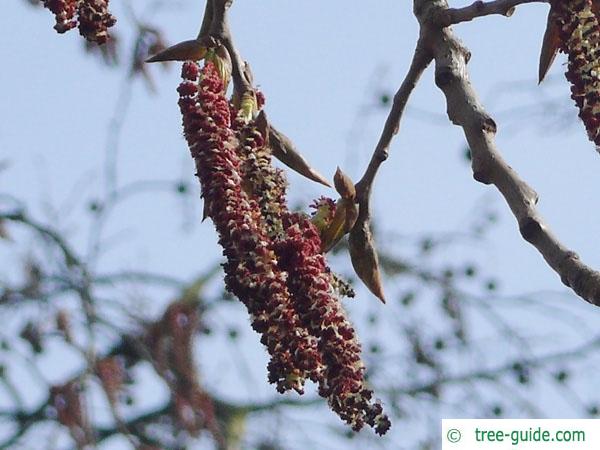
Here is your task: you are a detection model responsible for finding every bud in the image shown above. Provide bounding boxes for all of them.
[146,39,208,63]
[333,167,356,200]
[349,218,386,303]
[238,91,258,124]
[538,8,560,83]
[206,45,233,92]
[269,127,332,187]
[319,198,358,253]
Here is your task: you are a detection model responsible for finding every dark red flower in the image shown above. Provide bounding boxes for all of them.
[42,0,78,33]
[41,0,116,44]
[50,380,92,447]
[275,213,390,434]
[77,0,116,44]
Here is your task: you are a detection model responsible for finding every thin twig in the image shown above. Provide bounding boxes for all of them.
[402,333,600,396]
[209,0,250,95]
[355,41,432,206]
[197,0,214,39]
[437,0,548,27]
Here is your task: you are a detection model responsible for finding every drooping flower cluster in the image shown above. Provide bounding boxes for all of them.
[230,99,384,430]
[276,213,390,434]
[42,0,78,33]
[95,356,125,406]
[554,0,600,145]
[178,61,323,395]
[77,0,116,44]
[177,58,390,434]
[42,0,116,43]
[50,380,91,448]
[145,300,220,439]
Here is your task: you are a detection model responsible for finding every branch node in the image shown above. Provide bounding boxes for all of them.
[376,149,389,163]
[563,262,600,306]
[435,68,457,88]
[519,217,542,243]
[472,168,493,184]
[481,117,497,134]
[557,251,580,286]
[463,48,472,64]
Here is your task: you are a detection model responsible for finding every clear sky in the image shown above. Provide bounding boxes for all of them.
[4,0,599,295]
[2,0,600,448]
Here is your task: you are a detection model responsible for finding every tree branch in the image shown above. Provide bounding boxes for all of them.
[208,0,251,95]
[415,0,600,306]
[197,0,214,39]
[436,0,549,27]
[1,210,81,269]
[201,0,331,187]
[403,333,600,396]
[355,41,432,206]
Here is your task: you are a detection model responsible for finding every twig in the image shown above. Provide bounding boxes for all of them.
[1,211,81,269]
[355,42,432,206]
[403,333,600,396]
[208,0,250,95]
[0,402,48,450]
[197,0,214,39]
[436,0,548,27]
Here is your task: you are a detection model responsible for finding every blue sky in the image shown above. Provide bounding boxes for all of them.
[2,0,600,448]
[3,0,592,294]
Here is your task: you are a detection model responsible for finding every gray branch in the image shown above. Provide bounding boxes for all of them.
[414,0,600,306]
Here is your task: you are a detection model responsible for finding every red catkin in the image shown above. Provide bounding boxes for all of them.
[42,0,78,33]
[178,59,390,434]
[77,0,116,44]
[178,61,323,394]
[555,0,600,146]
[276,213,390,435]
[41,0,116,44]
